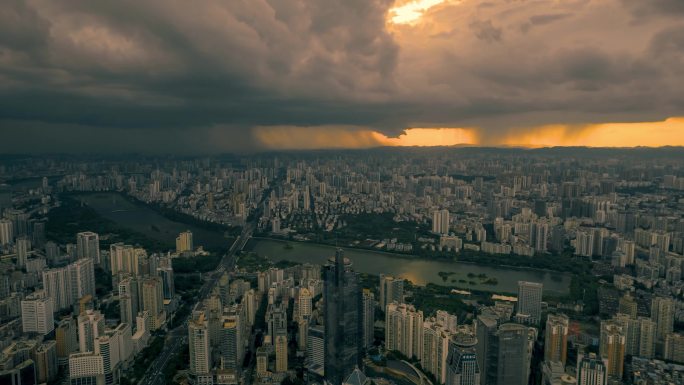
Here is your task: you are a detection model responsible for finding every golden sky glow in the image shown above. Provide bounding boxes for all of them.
[499,118,684,148]
[254,118,684,150]
[389,0,451,25]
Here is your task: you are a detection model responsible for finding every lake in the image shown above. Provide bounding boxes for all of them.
[249,239,571,294]
[77,192,231,249]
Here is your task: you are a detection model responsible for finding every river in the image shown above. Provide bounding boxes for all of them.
[75,192,570,294]
[249,239,571,294]
[76,192,231,250]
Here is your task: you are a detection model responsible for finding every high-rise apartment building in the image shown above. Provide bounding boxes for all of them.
[576,353,607,385]
[176,230,193,253]
[379,274,404,310]
[78,310,105,353]
[299,287,312,318]
[362,289,375,349]
[544,313,568,365]
[77,231,100,265]
[423,320,452,384]
[275,332,288,373]
[599,321,625,379]
[118,277,139,327]
[56,318,78,368]
[21,291,54,335]
[323,249,362,385]
[385,302,424,360]
[651,297,675,343]
[43,258,95,311]
[16,236,30,268]
[638,317,657,359]
[189,311,212,385]
[433,209,450,235]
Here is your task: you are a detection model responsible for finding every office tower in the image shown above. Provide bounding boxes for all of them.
[496,323,530,385]
[599,321,625,379]
[433,209,450,235]
[275,332,288,372]
[76,231,100,265]
[78,310,105,353]
[544,313,569,365]
[21,291,54,335]
[323,249,362,385]
[664,333,684,363]
[0,219,13,245]
[141,277,165,330]
[362,289,375,349]
[220,313,241,377]
[56,318,78,367]
[618,293,638,318]
[517,281,543,324]
[176,230,193,253]
[379,274,404,310]
[423,319,452,384]
[651,296,674,343]
[385,302,424,360]
[189,311,212,384]
[299,287,312,318]
[118,277,139,326]
[576,353,607,385]
[475,315,499,385]
[638,317,657,359]
[16,236,30,268]
[307,325,325,373]
[35,340,58,384]
[156,266,175,300]
[446,331,480,385]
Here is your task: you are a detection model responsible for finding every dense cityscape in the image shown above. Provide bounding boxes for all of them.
[0,148,683,385]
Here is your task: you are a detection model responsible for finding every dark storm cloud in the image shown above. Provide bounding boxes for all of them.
[0,0,683,152]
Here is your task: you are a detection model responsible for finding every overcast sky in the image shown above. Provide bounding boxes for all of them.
[1,0,683,153]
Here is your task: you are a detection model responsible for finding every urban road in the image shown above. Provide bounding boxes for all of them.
[139,221,257,385]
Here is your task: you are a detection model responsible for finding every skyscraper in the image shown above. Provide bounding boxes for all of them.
[517,281,543,324]
[299,287,312,318]
[16,236,30,268]
[275,332,288,372]
[599,321,625,379]
[118,277,139,326]
[446,331,480,385]
[637,317,657,359]
[141,276,165,330]
[475,315,499,385]
[496,323,530,385]
[76,231,100,265]
[576,353,607,385]
[544,313,569,365]
[362,289,375,349]
[323,249,362,385]
[56,317,78,368]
